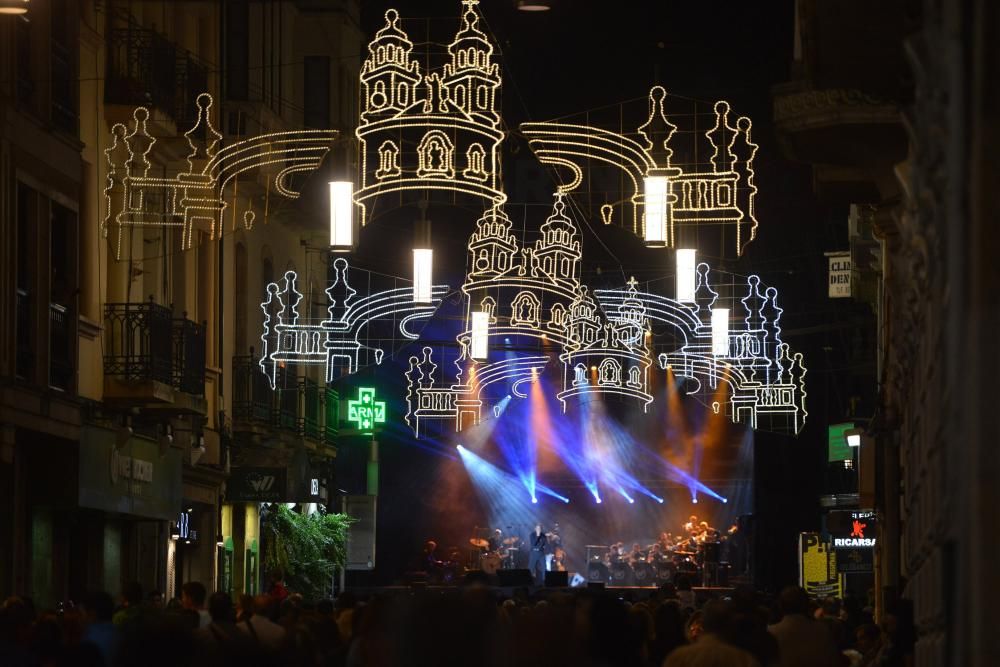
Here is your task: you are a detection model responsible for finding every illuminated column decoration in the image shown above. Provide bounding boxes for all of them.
[354,2,506,227]
[470,310,490,360]
[520,86,760,256]
[643,176,669,246]
[258,259,449,388]
[413,248,433,302]
[676,249,697,302]
[329,181,355,251]
[712,308,730,356]
[102,94,337,259]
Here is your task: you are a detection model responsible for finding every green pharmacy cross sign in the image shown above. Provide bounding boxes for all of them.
[347,387,386,434]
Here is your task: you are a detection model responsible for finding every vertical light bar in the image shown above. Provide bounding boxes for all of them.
[412,248,433,303]
[676,248,696,302]
[329,181,354,251]
[711,308,730,356]
[643,175,668,246]
[470,310,489,360]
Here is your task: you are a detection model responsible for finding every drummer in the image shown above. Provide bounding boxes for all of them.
[488,528,504,552]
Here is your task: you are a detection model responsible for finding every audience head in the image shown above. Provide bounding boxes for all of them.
[778,585,811,617]
[207,592,233,623]
[81,591,114,622]
[121,581,143,607]
[180,581,207,611]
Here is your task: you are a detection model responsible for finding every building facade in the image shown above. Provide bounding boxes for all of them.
[774,0,1000,664]
[0,0,360,607]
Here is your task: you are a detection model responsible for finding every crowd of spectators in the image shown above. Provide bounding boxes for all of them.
[0,580,915,667]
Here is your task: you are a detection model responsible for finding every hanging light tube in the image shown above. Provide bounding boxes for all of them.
[470,311,489,360]
[676,248,696,302]
[413,248,433,303]
[711,308,730,356]
[643,175,669,246]
[329,181,354,251]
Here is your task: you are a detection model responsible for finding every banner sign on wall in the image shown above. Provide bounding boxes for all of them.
[829,510,877,573]
[799,532,844,598]
[825,251,852,298]
[226,467,287,502]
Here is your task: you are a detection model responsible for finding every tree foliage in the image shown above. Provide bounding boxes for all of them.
[261,504,353,601]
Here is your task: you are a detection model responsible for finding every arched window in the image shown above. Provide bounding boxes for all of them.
[628,366,641,388]
[463,143,488,181]
[477,85,489,109]
[475,249,490,273]
[397,82,409,107]
[417,131,455,178]
[573,363,587,386]
[510,292,540,327]
[376,140,401,179]
[598,359,621,386]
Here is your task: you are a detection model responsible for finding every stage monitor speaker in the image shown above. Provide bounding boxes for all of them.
[544,570,568,587]
[463,570,490,586]
[497,569,534,587]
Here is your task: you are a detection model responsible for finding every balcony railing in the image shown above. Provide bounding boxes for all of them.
[232,353,327,441]
[105,12,212,127]
[104,301,205,395]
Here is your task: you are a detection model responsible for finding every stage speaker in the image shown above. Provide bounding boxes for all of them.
[544,570,568,587]
[497,569,534,587]
[463,570,490,586]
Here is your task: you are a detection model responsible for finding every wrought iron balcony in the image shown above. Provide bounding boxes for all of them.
[232,353,330,441]
[105,10,211,127]
[104,301,206,396]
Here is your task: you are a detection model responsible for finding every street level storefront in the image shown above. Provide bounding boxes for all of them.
[18,424,182,609]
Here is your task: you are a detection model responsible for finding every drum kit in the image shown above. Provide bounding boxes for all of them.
[469,534,520,574]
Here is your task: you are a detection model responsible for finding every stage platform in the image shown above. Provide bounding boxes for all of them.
[340,584,735,604]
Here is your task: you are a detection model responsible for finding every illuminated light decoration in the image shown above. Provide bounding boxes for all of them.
[643,176,669,246]
[347,387,387,433]
[676,249,697,302]
[600,203,614,225]
[103,94,337,259]
[712,308,730,356]
[520,87,760,255]
[329,181,355,251]
[470,310,490,359]
[259,258,449,388]
[594,265,808,434]
[557,279,654,412]
[354,2,506,228]
[413,248,434,303]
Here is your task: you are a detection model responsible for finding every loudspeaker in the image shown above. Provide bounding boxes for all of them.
[497,569,534,587]
[544,570,568,587]
[463,569,490,586]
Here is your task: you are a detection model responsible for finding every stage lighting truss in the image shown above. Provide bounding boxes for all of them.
[354,1,506,227]
[259,257,450,389]
[520,89,759,256]
[103,93,338,260]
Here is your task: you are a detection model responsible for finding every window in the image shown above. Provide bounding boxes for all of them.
[304,56,331,129]
[573,364,587,386]
[417,131,455,178]
[226,0,250,101]
[16,184,36,381]
[463,143,487,181]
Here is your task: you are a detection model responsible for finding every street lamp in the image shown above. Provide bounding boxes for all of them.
[0,1,29,15]
[329,181,355,251]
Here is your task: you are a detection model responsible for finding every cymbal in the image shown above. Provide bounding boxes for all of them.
[469,538,489,548]
[502,536,520,545]
[673,550,696,556]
